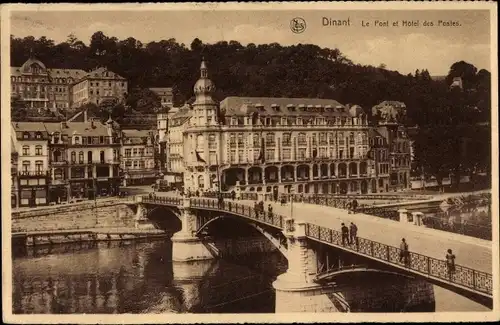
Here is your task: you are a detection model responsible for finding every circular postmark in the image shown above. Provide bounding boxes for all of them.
[290,17,306,34]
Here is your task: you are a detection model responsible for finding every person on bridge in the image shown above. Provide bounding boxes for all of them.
[268,204,273,220]
[218,194,224,209]
[349,222,358,247]
[399,238,409,266]
[446,249,456,280]
[341,223,350,245]
[231,190,236,200]
[352,199,358,214]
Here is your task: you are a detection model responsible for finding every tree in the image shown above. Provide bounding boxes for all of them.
[445,61,478,90]
[125,87,161,113]
[11,95,28,121]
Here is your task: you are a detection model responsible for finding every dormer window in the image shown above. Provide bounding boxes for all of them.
[23,132,29,139]
[271,104,280,111]
[74,136,80,145]
[287,104,295,111]
[297,117,303,125]
[307,105,314,111]
[298,104,306,111]
[281,117,287,125]
[255,103,264,111]
[35,132,42,139]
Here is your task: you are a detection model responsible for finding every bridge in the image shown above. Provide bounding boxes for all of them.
[134,195,493,312]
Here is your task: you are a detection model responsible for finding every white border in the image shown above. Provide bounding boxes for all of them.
[1,2,498,323]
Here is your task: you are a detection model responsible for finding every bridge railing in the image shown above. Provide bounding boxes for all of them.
[142,195,182,206]
[190,198,284,229]
[305,223,492,296]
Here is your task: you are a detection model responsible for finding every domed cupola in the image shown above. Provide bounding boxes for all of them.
[193,58,216,106]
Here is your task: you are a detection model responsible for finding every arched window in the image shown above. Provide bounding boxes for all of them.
[197,175,204,189]
[87,151,93,163]
[22,145,30,155]
[79,151,84,163]
[71,151,76,163]
[338,132,344,145]
[35,145,42,156]
[74,136,80,145]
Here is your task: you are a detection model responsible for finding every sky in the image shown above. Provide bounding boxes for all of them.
[7,6,492,76]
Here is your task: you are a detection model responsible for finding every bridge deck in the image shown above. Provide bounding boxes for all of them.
[241,200,492,274]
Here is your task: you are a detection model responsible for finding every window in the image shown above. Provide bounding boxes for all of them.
[265,149,274,161]
[23,132,29,139]
[54,169,63,180]
[208,134,216,149]
[125,161,132,168]
[298,133,306,146]
[298,148,306,160]
[139,148,144,156]
[252,133,260,148]
[265,133,275,146]
[230,150,236,162]
[133,161,138,168]
[229,134,236,148]
[100,151,105,163]
[79,151,84,163]
[349,132,355,145]
[282,133,291,147]
[133,148,138,156]
[71,151,76,163]
[338,133,344,146]
[87,151,93,163]
[22,161,30,172]
[35,132,42,139]
[35,161,43,173]
[139,160,145,168]
[125,149,131,157]
[22,146,30,156]
[74,136,80,145]
[237,133,244,147]
[282,148,291,160]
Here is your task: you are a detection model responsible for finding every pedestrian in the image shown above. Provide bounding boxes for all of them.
[231,190,236,200]
[446,249,456,280]
[346,201,352,214]
[352,199,358,214]
[341,223,349,245]
[399,238,409,266]
[254,201,259,216]
[349,222,358,247]
[268,204,273,220]
[196,190,200,197]
[218,193,224,209]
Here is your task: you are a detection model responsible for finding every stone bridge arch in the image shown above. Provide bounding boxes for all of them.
[145,205,183,233]
[195,214,288,259]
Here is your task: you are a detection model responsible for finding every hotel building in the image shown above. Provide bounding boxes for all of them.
[167,60,411,196]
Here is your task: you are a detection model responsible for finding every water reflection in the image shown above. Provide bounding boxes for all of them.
[12,240,287,314]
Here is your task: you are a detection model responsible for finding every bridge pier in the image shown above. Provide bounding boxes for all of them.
[273,219,341,312]
[135,197,157,229]
[171,198,216,262]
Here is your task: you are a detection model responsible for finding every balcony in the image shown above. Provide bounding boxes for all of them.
[51,179,68,185]
[18,170,50,177]
[51,160,68,166]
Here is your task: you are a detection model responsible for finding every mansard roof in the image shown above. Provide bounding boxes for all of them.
[220,97,350,117]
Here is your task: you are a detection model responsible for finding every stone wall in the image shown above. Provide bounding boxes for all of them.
[12,201,137,232]
[274,271,435,313]
[213,236,278,258]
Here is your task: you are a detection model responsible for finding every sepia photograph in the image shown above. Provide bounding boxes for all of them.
[1,2,498,323]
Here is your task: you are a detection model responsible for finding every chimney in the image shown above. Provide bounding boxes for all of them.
[91,120,95,129]
[83,110,88,123]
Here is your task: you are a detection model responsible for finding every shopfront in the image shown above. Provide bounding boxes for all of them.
[19,183,48,207]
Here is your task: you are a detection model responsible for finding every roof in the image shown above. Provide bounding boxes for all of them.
[11,65,86,81]
[79,67,126,81]
[122,129,153,138]
[65,121,110,136]
[149,87,173,94]
[220,97,350,117]
[374,101,407,108]
[368,128,385,138]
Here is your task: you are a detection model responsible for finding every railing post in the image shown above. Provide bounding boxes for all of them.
[370,241,374,256]
[427,257,431,275]
[386,245,390,262]
[472,271,476,289]
[329,229,333,243]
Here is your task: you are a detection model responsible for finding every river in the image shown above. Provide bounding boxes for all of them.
[12,240,488,314]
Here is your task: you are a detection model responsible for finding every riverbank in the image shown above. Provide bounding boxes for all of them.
[12,227,169,247]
